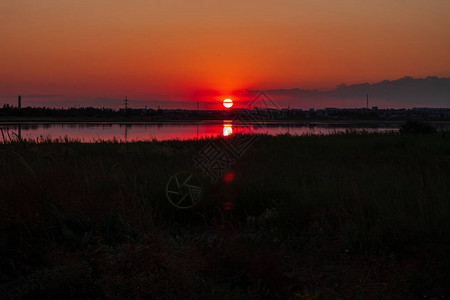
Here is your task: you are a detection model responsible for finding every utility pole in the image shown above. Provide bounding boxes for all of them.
[18,95,21,109]
[366,94,369,109]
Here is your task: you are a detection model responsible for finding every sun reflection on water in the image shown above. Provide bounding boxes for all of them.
[223,122,233,136]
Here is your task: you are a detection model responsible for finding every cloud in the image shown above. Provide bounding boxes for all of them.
[249,76,450,108]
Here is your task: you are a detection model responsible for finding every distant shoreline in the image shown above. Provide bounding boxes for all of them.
[1,117,450,125]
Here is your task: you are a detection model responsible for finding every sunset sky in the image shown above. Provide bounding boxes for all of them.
[1,0,449,109]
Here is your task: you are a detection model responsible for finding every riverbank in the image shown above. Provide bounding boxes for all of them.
[1,133,449,298]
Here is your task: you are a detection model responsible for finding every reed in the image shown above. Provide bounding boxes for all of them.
[0,132,448,298]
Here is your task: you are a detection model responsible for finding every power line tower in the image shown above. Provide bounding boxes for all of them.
[124,96,129,110]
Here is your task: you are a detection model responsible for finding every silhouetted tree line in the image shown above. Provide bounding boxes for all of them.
[0,105,158,117]
[400,120,437,134]
[1,105,450,121]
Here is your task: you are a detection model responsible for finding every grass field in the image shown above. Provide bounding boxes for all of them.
[1,132,449,298]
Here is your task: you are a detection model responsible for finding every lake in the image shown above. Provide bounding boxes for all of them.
[0,121,404,142]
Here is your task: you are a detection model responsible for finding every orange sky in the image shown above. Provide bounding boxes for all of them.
[1,0,449,107]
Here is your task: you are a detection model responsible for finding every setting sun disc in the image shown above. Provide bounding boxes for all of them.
[223,98,233,108]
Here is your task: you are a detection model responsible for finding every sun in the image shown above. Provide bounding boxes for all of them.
[223,98,233,108]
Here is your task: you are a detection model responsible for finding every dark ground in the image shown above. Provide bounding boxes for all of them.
[0,132,449,298]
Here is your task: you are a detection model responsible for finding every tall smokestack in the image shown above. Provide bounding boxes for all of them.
[18,95,21,109]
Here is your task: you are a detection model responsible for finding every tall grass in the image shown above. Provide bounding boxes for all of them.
[0,132,449,298]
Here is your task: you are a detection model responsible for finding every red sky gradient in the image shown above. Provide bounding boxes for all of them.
[1,0,449,109]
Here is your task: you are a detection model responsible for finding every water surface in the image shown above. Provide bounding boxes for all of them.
[0,121,401,142]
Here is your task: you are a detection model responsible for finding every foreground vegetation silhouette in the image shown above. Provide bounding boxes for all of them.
[0,132,448,298]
